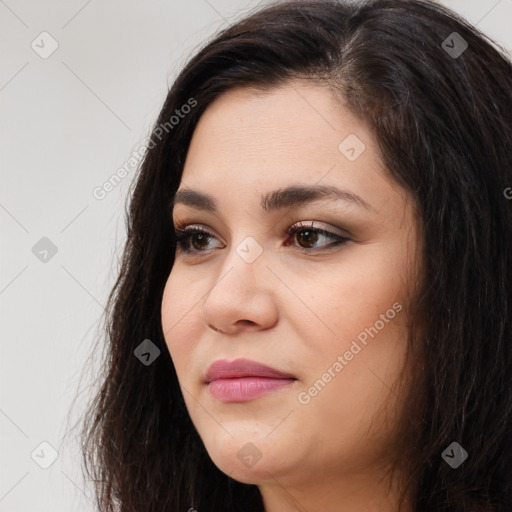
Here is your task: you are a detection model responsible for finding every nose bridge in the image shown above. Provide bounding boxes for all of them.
[233,232,266,266]
[214,231,266,294]
[201,229,273,322]
[217,207,268,270]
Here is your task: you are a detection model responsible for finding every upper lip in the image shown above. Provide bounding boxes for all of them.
[204,358,296,383]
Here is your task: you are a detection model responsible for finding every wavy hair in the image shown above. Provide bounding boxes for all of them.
[77,1,512,510]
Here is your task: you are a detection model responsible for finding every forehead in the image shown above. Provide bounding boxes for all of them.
[177,82,395,217]
[183,82,373,175]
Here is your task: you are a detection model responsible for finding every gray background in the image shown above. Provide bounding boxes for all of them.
[1,1,511,510]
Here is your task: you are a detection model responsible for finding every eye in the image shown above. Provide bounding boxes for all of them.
[174,226,221,254]
[173,221,349,256]
[285,221,349,251]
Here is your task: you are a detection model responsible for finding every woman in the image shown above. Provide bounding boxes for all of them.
[79,0,512,510]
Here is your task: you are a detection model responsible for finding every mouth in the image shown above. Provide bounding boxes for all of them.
[204,358,297,403]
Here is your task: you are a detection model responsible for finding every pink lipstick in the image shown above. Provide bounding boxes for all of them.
[204,358,296,403]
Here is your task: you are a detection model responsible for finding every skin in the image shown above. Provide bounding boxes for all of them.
[161,80,422,512]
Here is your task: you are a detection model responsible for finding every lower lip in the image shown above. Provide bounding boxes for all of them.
[208,377,296,402]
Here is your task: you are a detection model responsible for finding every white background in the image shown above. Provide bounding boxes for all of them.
[1,1,511,510]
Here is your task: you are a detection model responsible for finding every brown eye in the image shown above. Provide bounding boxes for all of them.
[174,227,219,254]
[189,232,211,251]
[286,222,349,251]
[295,228,320,249]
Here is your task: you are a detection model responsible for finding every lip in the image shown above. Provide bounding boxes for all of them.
[205,358,297,403]
[205,358,296,382]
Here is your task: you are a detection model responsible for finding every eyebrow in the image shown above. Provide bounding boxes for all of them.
[169,184,373,215]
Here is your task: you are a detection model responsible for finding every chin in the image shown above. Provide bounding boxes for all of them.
[203,434,294,484]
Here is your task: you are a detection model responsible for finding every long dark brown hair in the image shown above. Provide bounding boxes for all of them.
[75,0,512,510]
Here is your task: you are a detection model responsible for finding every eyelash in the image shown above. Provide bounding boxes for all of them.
[173,221,349,255]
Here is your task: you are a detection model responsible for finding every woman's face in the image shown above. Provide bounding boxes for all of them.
[161,81,422,493]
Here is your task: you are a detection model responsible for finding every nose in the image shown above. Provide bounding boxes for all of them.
[200,242,279,335]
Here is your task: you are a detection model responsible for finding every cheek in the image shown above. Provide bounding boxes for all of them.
[288,251,410,412]
[161,271,202,372]
[292,291,409,466]
[288,250,407,346]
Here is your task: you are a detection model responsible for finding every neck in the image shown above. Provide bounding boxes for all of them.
[258,465,414,512]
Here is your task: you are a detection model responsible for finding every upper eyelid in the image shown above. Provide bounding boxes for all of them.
[173,220,346,236]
